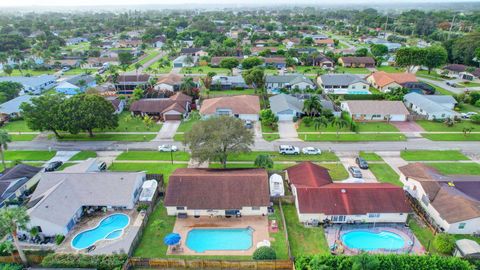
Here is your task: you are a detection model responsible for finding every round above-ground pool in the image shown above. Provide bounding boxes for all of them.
[341,230,405,251]
[71,213,130,250]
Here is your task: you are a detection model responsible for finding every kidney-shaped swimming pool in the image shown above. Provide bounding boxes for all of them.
[341,230,405,251]
[186,228,253,253]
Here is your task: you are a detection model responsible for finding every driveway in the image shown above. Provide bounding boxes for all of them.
[254,121,262,139]
[392,121,424,132]
[46,151,79,166]
[337,153,377,183]
[154,121,180,140]
[278,121,299,141]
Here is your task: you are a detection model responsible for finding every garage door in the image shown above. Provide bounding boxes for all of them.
[164,114,182,121]
[277,114,294,121]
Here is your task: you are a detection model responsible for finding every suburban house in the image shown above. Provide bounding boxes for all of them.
[269,94,304,121]
[210,56,243,67]
[199,95,260,121]
[27,159,146,236]
[366,71,418,92]
[180,48,208,57]
[0,75,56,95]
[286,162,410,224]
[311,55,334,68]
[403,93,458,120]
[154,73,190,92]
[164,168,270,217]
[66,37,88,46]
[115,74,150,94]
[211,75,248,90]
[55,75,96,95]
[48,59,81,69]
[314,38,334,47]
[117,39,142,48]
[264,57,287,69]
[338,57,375,68]
[82,57,119,69]
[105,96,126,114]
[400,163,480,234]
[341,100,410,121]
[443,64,470,79]
[250,47,278,55]
[152,36,166,48]
[0,164,42,207]
[365,38,402,51]
[318,74,370,94]
[129,92,192,121]
[265,74,316,94]
[172,55,198,68]
[0,95,34,120]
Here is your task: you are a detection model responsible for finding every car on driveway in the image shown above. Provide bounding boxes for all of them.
[244,120,253,129]
[302,147,322,155]
[355,157,369,169]
[279,145,300,155]
[45,161,63,172]
[348,166,363,178]
[158,145,178,152]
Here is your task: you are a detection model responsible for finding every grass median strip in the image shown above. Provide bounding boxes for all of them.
[4,150,56,161]
[108,162,187,182]
[301,133,406,141]
[56,134,156,141]
[422,133,480,141]
[10,134,38,141]
[116,151,190,161]
[227,151,339,162]
[400,150,469,161]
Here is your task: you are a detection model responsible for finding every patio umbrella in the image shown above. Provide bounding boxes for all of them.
[164,233,181,246]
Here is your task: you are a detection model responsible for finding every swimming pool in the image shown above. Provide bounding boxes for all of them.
[341,230,405,251]
[71,213,130,250]
[186,228,253,252]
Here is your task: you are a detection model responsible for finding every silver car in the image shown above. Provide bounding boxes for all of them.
[302,147,322,155]
[348,166,363,178]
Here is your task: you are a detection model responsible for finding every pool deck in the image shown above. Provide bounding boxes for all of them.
[170,216,269,256]
[56,209,142,255]
[325,225,425,255]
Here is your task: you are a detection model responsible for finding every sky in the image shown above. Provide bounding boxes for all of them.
[0,0,476,7]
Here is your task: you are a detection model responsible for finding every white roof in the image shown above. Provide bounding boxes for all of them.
[139,180,158,202]
[404,93,457,115]
[269,173,285,197]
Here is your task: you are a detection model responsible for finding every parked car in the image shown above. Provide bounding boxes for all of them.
[279,145,300,155]
[61,67,70,72]
[45,161,63,172]
[348,166,363,178]
[446,81,458,87]
[467,112,478,117]
[158,145,178,152]
[302,147,322,155]
[98,161,107,171]
[245,120,253,129]
[355,157,369,169]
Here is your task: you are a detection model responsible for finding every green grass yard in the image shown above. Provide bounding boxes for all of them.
[302,133,406,141]
[426,162,480,175]
[10,134,38,141]
[108,162,187,182]
[416,120,479,132]
[69,151,97,161]
[227,151,339,162]
[116,151,190,161]
[359,151,383,161]
[99,112,162,132]
[336,67,370,74]
[458,81,480,87]
[400,150,469,161]
[62,68,97,75]
[2,120,33,132]
[269,205,289,259]
[422,133,480,141]
[263,133,280,141]
[297,121,399,132]
[368,164,403,186]
[0,69,55,76]
[416,70,444,81]
[295,66,324,74]
[4,150,56,161]
[176,118,199,133]
[181,66,230,74]
[56,133,156,141]
[58,162,76,170]
[376,66,405,73]
[283,203,329,257]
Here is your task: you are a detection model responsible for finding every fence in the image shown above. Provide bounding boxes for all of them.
[123,258,293,270]
[0,254,44,265]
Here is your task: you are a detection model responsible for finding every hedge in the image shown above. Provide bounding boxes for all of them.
[41,254,127,270]
[0,264,23,270]
[343,94,385,100]
[295,254,474,270]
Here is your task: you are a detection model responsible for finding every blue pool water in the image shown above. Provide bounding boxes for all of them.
[71,214,129,250]
[186,228,253,252]
[341,230,405,251]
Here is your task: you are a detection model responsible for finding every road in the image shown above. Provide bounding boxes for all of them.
[124,49,166,74]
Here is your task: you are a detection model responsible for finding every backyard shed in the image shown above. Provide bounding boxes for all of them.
[269,174,285,197]
[455,239,480,258]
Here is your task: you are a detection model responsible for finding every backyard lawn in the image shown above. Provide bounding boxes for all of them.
[2,120,33,132]
[335,67,370,74]
[400,150,469,161]
[99,112,162,132]
[295,66,324,74]
[297,121,398,132]
[426,162,480,175]
[321,163,349,181]
[56,134,156,141]
[368,164,403,186]
[422,133,480,141]
[408,217,437,254]
[69,151,97,161]
[376,66,405,73]
[302,133,406,141]
[359,151,383,161]
[116,151,190,161]
[108,162,187,182]
[227,151,339,162]
[416,120,479,132]
[181,66,230,74]
[283,203,329,257]
[269,205,290,260]
[150,57,173,73]
[4,150,56,161]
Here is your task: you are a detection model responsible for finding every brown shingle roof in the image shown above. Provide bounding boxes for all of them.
[368,71,417,87]
[344,100,410,115]
[164,168,270,209]
[156,73,184,85]
[200,95,260,115]
[340,57,375,65]
[118,74,150,83]
[129,96,189,115]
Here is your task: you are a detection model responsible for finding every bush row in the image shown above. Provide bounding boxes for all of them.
[295,254,474,270]
[41,254,127,270]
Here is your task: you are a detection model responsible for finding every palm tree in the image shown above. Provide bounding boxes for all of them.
[0,207,30,265]
[330,117,348,138]
[180,77,197,97]
[184,55,194,67]
[11,50,24,75]
[134,62,142,81]
[302,95,323,117]
[312,116,329,135]
[0,130,12,169]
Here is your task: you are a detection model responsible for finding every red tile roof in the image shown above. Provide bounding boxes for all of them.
[286,161,332,188]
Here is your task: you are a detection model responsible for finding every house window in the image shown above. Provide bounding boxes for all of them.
[176,206,185,210]
[368,213,380,218]
[332,215,346,222]
[459,223,466,229]
[252,207,260,211]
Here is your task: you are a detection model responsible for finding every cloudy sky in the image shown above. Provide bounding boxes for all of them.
[0,0,474,7]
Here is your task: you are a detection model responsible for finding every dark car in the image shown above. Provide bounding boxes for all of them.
[355,157,369,169]
[44,161,63,172]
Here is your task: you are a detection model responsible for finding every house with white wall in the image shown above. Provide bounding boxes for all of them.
[403,93,458,120]
[286,162,410,224]
[400,163,480,234]
[199,95,260,121]
[164,168,270,216]
[318,74,370,95]
[341,100,410,121]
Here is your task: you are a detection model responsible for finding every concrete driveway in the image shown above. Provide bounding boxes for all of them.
[392,121,424,133]
[338,154,377,183]
[46,151,79,166]
[155,121,180,140]
[278,121,299,141]
[254,121,262,139]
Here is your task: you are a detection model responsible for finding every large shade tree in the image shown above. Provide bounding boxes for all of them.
[184,116,254,168]
[20,94,66,138]
[0,207,30,264]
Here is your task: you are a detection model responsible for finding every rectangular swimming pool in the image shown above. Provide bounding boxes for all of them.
[186,228,253,253]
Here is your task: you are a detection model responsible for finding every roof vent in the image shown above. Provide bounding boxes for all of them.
[448,182,455,187]
[341,189,346,193]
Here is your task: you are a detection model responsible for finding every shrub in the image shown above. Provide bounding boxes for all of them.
[41,254,127,270]
[302,116,312,127]
[433,233,455,254]
[470,114,480,124]
[253,246,276,260]
[137,203,149,212]
[475,99,480,107]
[0,263,23,270]
[55,234,65,245]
